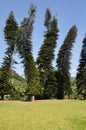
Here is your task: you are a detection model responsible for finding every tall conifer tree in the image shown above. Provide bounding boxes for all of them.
[0,11,18,100]
[37,9,59,98]
[16,4,41,101]
[76,34,86,100]
[56,25,77,99]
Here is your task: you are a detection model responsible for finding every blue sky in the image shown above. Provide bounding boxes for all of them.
[0,0,86,77]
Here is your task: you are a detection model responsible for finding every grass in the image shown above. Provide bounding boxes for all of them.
[0,100,86,130]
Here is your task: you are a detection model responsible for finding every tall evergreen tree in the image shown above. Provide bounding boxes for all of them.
[37,9,59,98]
[76,34,86,100]
[16,4,41,101]
[0,11,18,100]
[56,25,77,99]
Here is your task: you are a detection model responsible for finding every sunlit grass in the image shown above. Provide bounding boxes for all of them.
[0,100,86,130]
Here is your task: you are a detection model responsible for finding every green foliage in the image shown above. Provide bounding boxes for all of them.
[76,34,86,100]
[44,70,58,99]
[9,70,27,100]
[56,70,65,99]
[37,9,59,99]
[70,77,83,99]
[0,68,27,100]
[44,8,51,29]
[15,4,41,99]
[37,12,59,71]
[4,11,18,45]
[56,25,77,99]
[0,11,18,100]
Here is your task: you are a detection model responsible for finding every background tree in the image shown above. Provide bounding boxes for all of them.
[16,4,41,101]
[0,11,18,100]
[37,9,59,98]
[10,70,27,100]
[56,25,77,99]
[76,34,86,100]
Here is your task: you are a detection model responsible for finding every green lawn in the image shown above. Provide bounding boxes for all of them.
[0,100,86,130]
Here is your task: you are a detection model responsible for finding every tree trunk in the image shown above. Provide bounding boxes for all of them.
[83,94,86,100]
[0,95,4,100]
[30,95,35,101]
[68,94,70,99]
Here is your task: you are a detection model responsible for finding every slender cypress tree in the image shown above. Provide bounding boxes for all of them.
[76,34,86,100]
[37,9,59,98]
[0,11,18,100]
[16,4,41,101]
[56,25,77,99]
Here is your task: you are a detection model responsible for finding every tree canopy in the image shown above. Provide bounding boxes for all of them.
[76,34,86,100]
